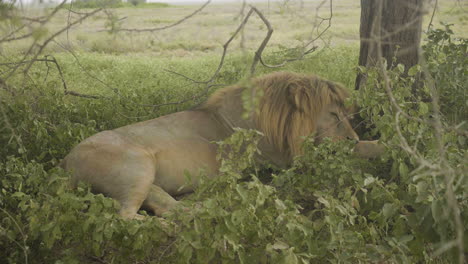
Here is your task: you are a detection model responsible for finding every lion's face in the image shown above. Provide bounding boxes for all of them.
[314,103,359,143]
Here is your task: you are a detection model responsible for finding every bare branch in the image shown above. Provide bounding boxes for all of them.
[259,0,332,69]
[427,0,438,31]
[249,6,273,75]
[0,57,103,99]
[158,6,274,109]
[52,40,120,95]
[22,8,103,76]
[2,8,103,82]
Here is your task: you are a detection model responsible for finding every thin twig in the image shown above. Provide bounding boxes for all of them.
[0,57,103,99]
[157,239,177,264]
[160,6,275,108]
[259,0,332,69]
[52,40,120,94]
[427,0,438,31]
[3,8,102,81]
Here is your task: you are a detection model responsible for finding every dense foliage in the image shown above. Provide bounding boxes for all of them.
[423,23,468,123]
[0,26,466,263]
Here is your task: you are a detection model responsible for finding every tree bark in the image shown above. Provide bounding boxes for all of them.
[355,0,424,90]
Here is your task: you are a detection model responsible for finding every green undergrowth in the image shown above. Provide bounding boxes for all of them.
[0,28,466,263]
[0,47,357,167]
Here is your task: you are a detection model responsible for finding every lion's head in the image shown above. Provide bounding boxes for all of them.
[201,71,359,161]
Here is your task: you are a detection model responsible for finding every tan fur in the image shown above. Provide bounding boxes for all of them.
[62,71,373,220]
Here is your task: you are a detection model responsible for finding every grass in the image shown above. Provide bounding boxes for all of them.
[2,0,466,116]
[23,45,359,101]
[121,2,171,8]
[63,1,171,9]
[0,0,466,114]
[3,0,466,57]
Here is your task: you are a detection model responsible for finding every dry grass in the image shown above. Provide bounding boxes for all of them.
[2,0,467,57]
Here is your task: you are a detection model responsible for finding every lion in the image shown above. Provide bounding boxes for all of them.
[61,71,383,219]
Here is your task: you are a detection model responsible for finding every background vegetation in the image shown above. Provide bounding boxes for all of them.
[0,0,466,263]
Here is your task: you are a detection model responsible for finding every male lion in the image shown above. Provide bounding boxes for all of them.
[61,71,381,219]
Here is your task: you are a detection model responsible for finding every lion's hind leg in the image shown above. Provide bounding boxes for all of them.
[64,131,159,220]
[112,158,157,220]
[141,184,179,217]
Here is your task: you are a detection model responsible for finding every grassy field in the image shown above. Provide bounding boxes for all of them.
[8,0,468,56]
[4,0,466,98]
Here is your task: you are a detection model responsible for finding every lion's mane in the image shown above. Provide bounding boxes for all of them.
[200,71,350,159]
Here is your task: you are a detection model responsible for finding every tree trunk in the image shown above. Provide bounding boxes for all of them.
[355,0,424,90]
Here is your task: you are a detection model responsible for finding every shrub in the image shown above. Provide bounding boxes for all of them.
[423,23,468,123]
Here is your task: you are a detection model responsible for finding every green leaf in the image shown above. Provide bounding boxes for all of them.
[128,223,139,235]
[364,176,376,186]
[317,197,330,208]
[236,185,249,202]
[418,102,429,115]
[382,203,398,220]
[399,162,409,179]
[415,181,429,203]
[408,65,421,76]
[396,64,405,73]
[284,249,299,264]
[272,240,290,250]
[275,199,287,211]
[399,234,414,243]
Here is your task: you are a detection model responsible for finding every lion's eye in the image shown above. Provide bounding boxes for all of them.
[331,112,340,122]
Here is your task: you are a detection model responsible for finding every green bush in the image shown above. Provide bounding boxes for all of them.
[423,23,468,123]
[0,157,172,263]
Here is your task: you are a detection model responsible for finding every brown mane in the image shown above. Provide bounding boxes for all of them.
[200,71,350,159]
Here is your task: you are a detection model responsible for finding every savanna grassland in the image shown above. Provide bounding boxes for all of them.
[3,0,466,94]
[1,0,467,263]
